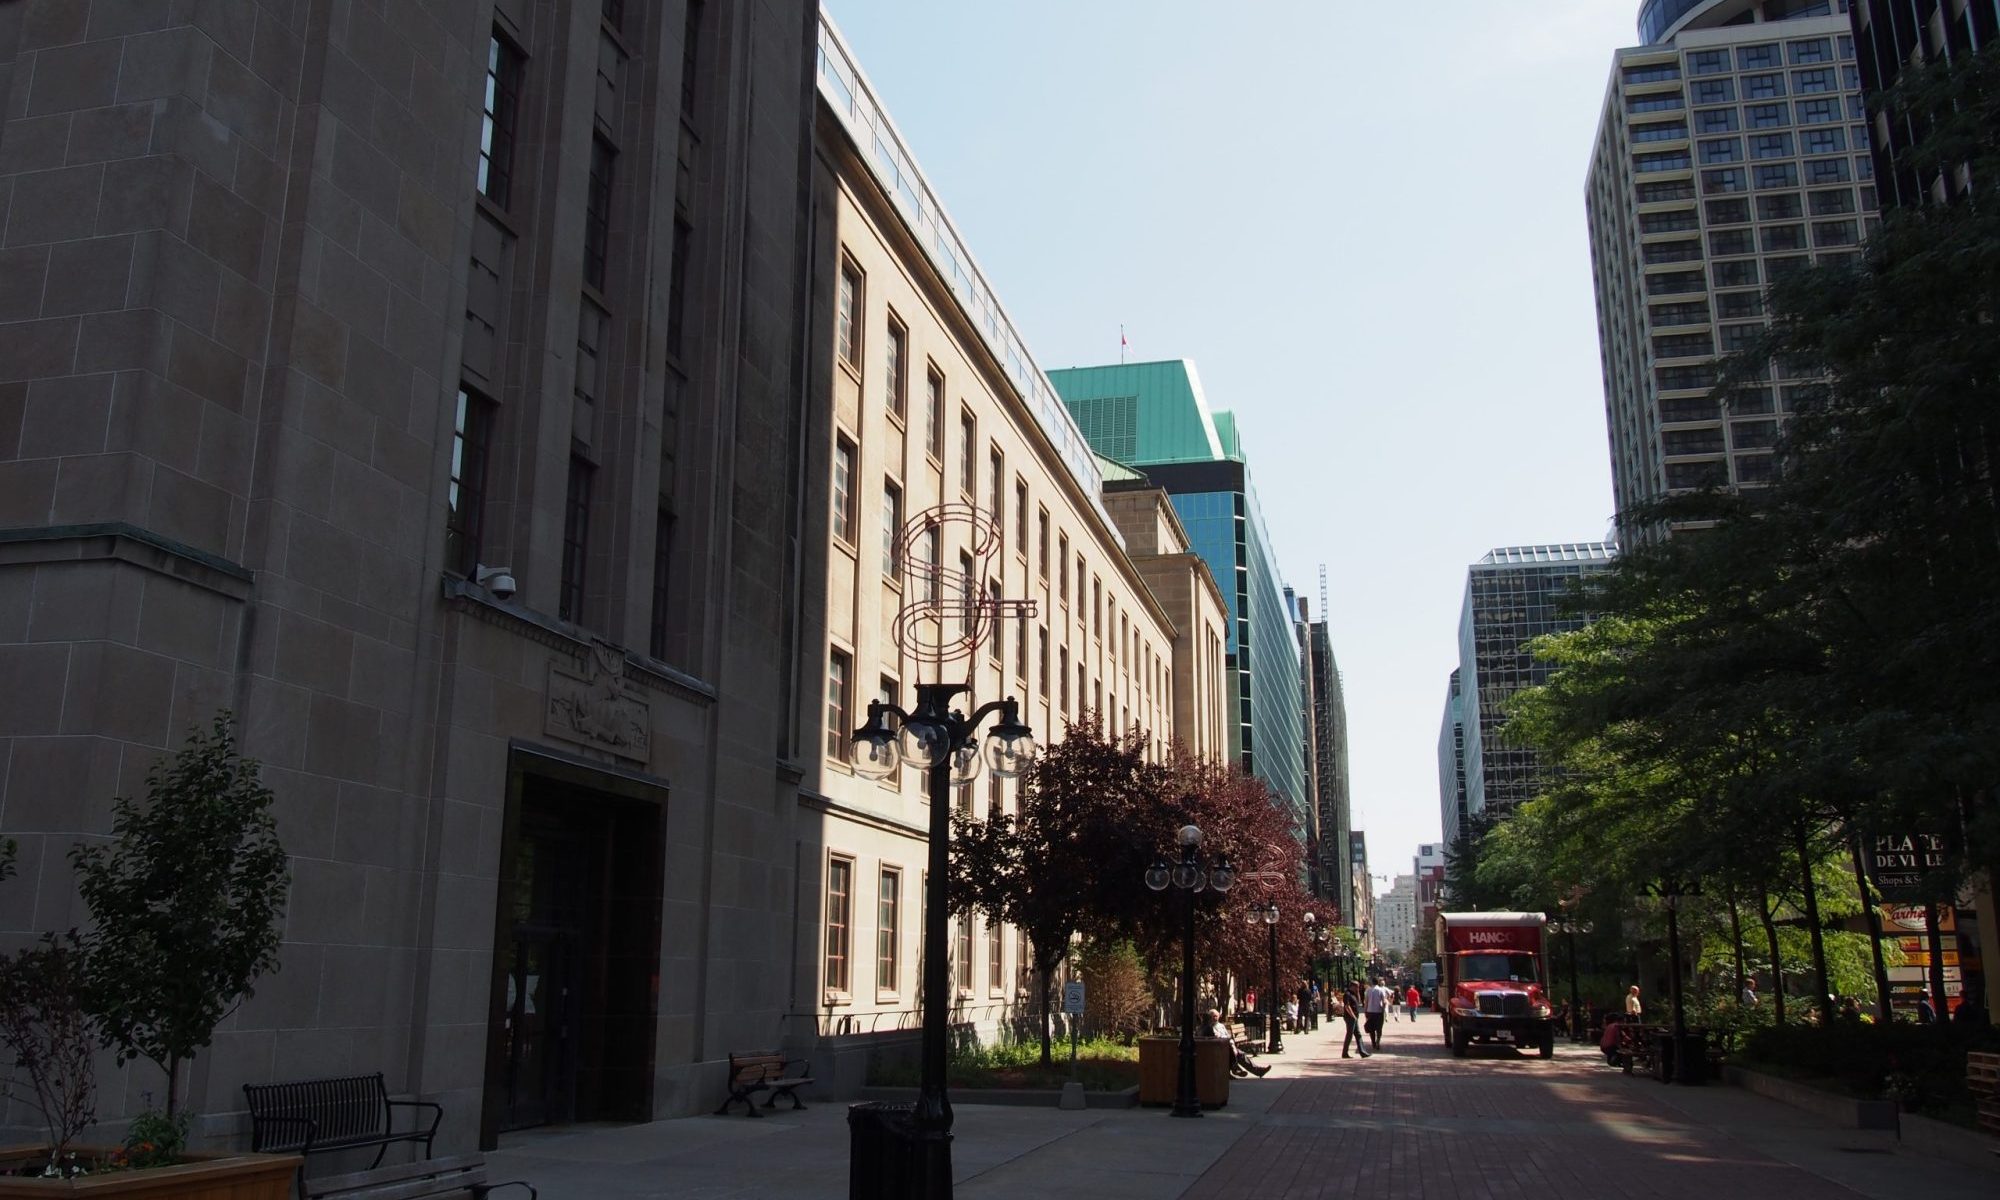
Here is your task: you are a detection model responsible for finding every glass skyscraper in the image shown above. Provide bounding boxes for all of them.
[1049,361,1311,835]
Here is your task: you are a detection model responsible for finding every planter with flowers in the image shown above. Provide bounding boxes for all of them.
[0,715,295,1198]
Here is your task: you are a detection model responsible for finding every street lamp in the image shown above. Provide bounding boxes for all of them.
[1304,912,1326,1030]
[1145,824,1235,1118]
[1248,902,1284,1054]
[1551,897,1590,1043]
[1645,873,1703,1085]
[852,684,1037,1191]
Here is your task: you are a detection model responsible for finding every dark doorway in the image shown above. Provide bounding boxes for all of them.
[482,748,665,1147]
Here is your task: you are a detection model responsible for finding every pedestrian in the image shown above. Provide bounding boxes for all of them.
[1332,990,1370,1058]
[1917,990,1937,1025]
[1740,979,1759,1008]
[1404,982,1421,1020]
[1364,978,1391,1050]
[1624,985,1643,1020]
[1284,994,1299,1033]
[1207,1008,1269,1077]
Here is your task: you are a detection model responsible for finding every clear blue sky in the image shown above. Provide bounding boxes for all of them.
[826,0,1636,892]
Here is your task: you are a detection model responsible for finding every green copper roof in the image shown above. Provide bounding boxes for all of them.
[1093,453,1150,483]
[1047,360,1231,465]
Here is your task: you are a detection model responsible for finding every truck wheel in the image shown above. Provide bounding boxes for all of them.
[1539,1026,1555,1058]
[1452,1027,1470,1057]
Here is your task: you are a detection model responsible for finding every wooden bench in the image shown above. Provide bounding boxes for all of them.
[1968,1051,2000,1139]
[244,1073,442,1172]
[305,1155,535,1200]
[1225,1022,1260,1055]
[715,1050,814,1117]
[1617,1023,1664,1076]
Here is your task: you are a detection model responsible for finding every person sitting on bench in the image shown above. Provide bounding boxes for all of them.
[1207,1009,1269,1076]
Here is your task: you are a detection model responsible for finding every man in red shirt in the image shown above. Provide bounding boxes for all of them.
[1404,984,1421,1020]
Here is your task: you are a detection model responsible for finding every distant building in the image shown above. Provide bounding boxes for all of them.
[1415,844,1448,940]
[1590,1,1877,521]
[1457,545,1616,822]
[1293,590,1352,919]
[1852,0,1999,207]
[1377,875,1419,958]
[1050,361,1310,834]
[1349,830,1374,948]
[1438,671,1470,850]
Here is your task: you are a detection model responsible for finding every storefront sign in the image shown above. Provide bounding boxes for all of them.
[1867,832,1948,899]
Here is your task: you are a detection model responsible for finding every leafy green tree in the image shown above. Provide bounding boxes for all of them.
[71,713,290,1117]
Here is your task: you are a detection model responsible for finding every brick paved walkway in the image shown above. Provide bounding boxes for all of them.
[1184,1013,1995,1199]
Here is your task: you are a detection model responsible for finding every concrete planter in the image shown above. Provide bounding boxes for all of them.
[1722,1065,1900,1130]
[0,1147,300,1200]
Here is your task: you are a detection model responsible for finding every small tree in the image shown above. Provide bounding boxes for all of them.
[71,713,290,1117]
[0,934,96,1168]
[1075,939,1151,1043]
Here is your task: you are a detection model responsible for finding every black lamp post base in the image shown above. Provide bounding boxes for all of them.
[1169,1105,1204,1119]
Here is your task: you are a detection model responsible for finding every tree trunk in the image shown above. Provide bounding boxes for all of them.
[1848,834,1894,1020]
[1037,957,1054,1067]
[165,1055,180,1119]
[1794,821,1832,1023]
[1758,892,1786,1024]
[1728,895,1747,997]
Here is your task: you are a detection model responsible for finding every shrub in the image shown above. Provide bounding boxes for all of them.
[1739,1019,2000,1117]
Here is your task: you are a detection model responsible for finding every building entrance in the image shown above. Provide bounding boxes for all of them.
[483,751,665,1146]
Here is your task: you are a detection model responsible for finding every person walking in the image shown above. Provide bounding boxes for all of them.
[1404,983,1421,1021]
[1364,979,1392,1051]
[1332,989,1370,1058]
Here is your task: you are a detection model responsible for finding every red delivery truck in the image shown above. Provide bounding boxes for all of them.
[1436,912,1557,1059]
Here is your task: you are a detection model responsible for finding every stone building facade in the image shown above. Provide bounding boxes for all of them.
[0,0,820,1150]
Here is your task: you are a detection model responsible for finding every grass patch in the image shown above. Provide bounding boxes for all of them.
[868,1037,1140,1091]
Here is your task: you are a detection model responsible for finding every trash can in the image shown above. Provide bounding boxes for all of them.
[848,1101,916,1198]
[1652,1031,1709,1085]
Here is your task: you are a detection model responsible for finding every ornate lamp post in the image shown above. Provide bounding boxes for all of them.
[1145,825,1235,1118]
[850,503,1039,1197]
[1303,912,1325,1030]
[1645,873,1702,1085]
[1552,897,1589,1042]
[1249,902,1284,1053]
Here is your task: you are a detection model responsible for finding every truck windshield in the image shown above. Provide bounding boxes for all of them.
[1459,953,1536,983]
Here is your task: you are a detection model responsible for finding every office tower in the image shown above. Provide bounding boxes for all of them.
[1296,595,1353,922]
[1457,545,1616,822]
[1049,361,1310,834]
[1438,671,1470,850]
[1853,1,1999,206]
[0,0,819,1142]
[1590,1,1878,520]
[1348,831,1374,946]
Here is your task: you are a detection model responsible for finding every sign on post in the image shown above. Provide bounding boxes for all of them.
[1062,981,1086,1015]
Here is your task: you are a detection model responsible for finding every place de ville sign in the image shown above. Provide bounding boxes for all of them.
[1866,832,1949,901]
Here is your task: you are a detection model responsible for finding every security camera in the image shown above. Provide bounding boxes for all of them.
[474,565,517,600]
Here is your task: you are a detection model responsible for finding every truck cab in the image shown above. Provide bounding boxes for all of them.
[1437,912,1557,1059]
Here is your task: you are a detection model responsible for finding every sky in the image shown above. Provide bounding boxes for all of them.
[825,0,1640,894]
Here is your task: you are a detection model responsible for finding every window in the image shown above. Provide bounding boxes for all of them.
[1743,74,1786,100]
[959,552,975,637]
[826,650,851,761]
[958,412,976,497]
[479,33,523,207]
[922,527,941,602]
[1727,385,1774,414]
[1719,323,1763,354]
[1746,102,1789,128]
[1688,49,1731,76]
[666,217,692,358]
[1037,509,1049,580]
[1622,63,1680,85]
[1735,454,1776,485]
[679,0,704,119]
[988,447,1004,535]
[1812,219,1858,247]
[1788,38,1831,65]
[1708,229,1754,256]
[832,435,856,545]
[1643,239,1702,264]
[1755,163,1800,190]
[1649,301,1710,327]
[1809,188,1855,215]
[1038,628,1048,699]
[1640,210,1699,234]
[1801,128,1845,155]
[584,136,615,291]
[955,916,974,993]
[1633,120,1687,142]
[1058,646,1070,715]
[877,867,900,993]
[1014,480,1028,558]
[1792,69,1835,94]
[836,260,862,370]
[885,315,907,419]
[1716,291,1764,320]
[1805,157,1849,184]
[561,456,593,623]
[988,580,1003,666]
[648,508,673,659]
[1628,92,1684,113]
[1697,138,1742,164]
[882,481,901,577]
[1700,167,1747,194]
[1704,198,1749,224]
[1637,179,1696,202]
[1796,98,1839,124]
[824,857,852,995]
[986,920,1004,993]
[1656,364,1716,391]
[1057,533,1069,604]
[1761,225,1807,252]
[1756,192,1804,220]
[1692,79,1735,105]
[1662,428,1725,456]
[1694,108,1738,134]
[601,0,623,30]
[446,387,494,576]
[1653,333,1713,360]
[1666,460,1728,490]
[1091,577,1102,640]
[1738,43,1780,70]
[1712,259,1759,288]
[1635,151,1691,173]
[924,367,944,460]
[1732,420,1778,449]
[1766,255,1810,281]
[1750,133,1793,159]
[1647,269,1706,296]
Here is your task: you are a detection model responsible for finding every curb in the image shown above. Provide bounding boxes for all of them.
[855,1084,1140,1109]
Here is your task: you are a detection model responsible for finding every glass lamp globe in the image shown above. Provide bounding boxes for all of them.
[1172,861,1201,890]
[948,740,981,785]
[1145,859,1171,892]
[1209,859,1236,892]
[984,727,1037,779]
[852,734,901,781]
[1262,904,1279,925]
[898,719,951,770]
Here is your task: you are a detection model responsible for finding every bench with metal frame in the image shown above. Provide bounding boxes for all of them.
[304,1155,536,1200]
[715,1050,814,1117]
[243,1073,443,1174]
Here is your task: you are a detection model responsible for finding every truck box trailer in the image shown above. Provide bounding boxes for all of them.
[1436,911,1557,1058]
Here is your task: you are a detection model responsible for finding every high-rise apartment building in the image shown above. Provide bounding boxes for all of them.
[0,0,819,1146]
[1049,361,1310,834]
[1457,545,1616,821]
[1590,1,1877,520]
[1376,874,1419,958]
[1437,670,1470,850]
[1853,1,1999,206]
